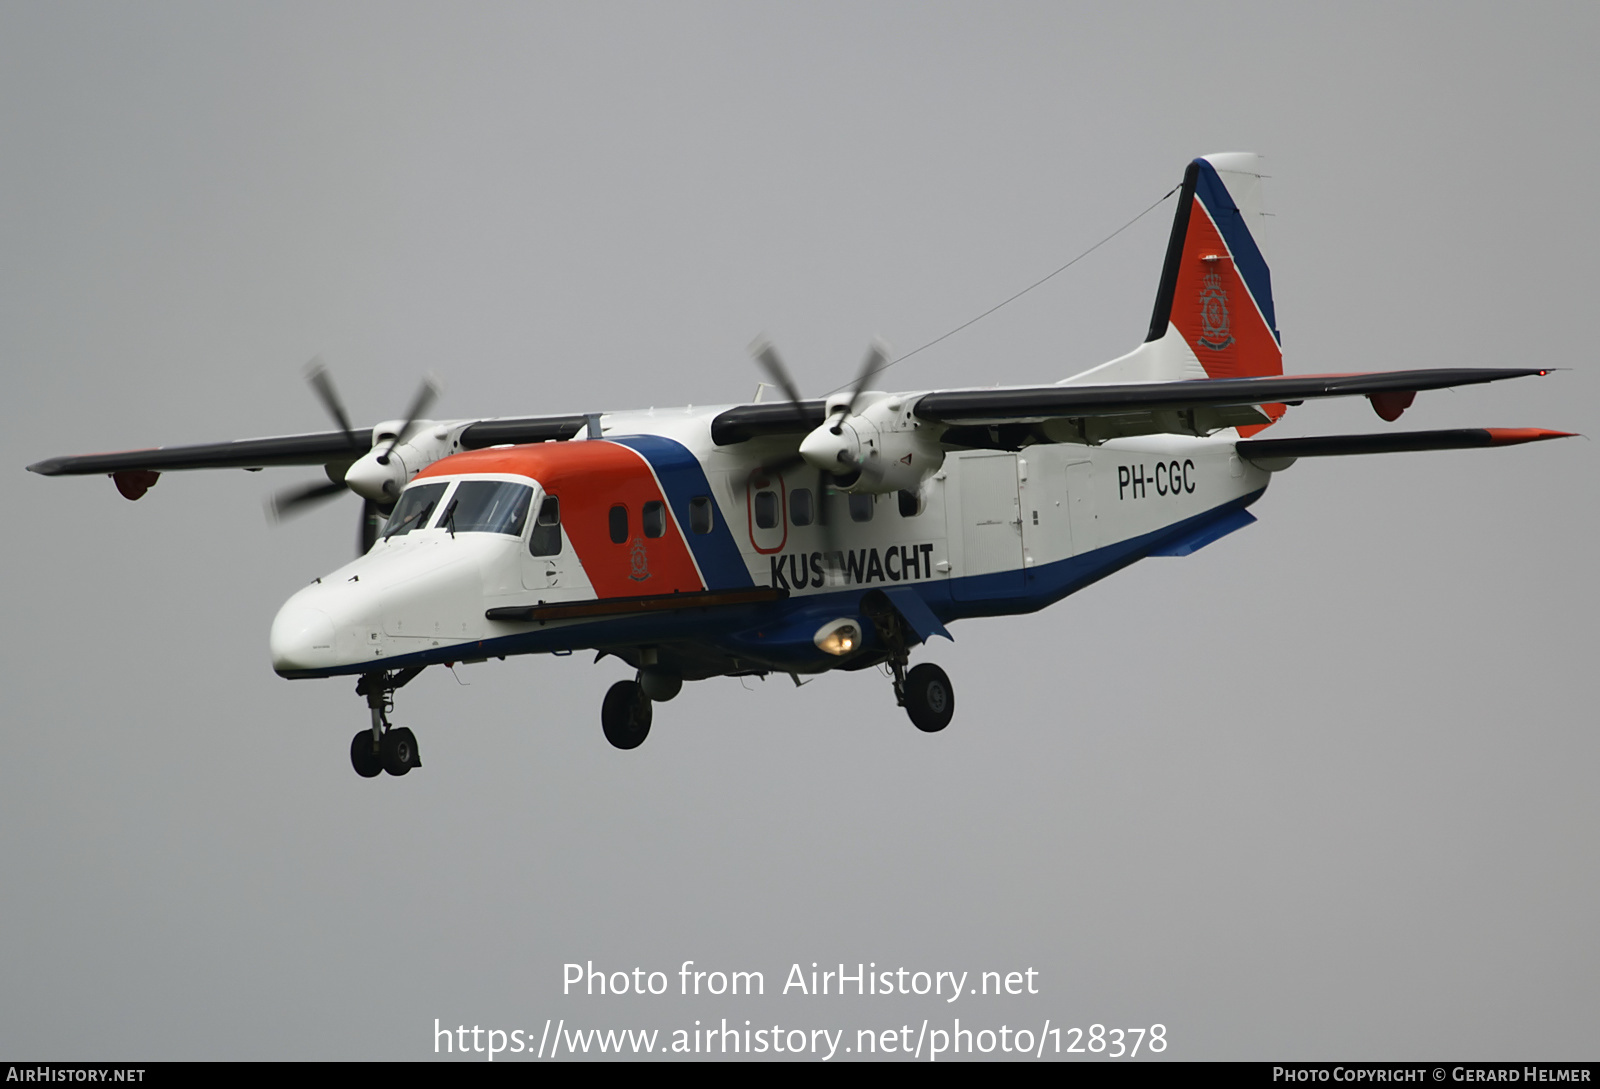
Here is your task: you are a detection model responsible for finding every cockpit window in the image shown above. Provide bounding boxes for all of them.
[529,496,561,556]
[437,481,533,537]
[383,482,448,539]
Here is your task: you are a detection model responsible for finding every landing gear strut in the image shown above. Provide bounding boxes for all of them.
[864,594,955,733]
[351,668,424,777]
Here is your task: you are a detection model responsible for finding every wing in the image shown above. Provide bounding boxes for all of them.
[26,429,372,477]
[912,367,1549,448]
[706,367,1552,451]
[26,415,589,479]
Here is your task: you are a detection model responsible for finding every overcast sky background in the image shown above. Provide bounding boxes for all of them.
[2,2,1594,1061]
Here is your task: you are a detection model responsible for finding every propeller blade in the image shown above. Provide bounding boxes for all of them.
[749,338,807,411]
[836,340,889,432]
[268,478,348,521]
[378,376,441,462]
[305,358,363,451]
[817,469,848,586]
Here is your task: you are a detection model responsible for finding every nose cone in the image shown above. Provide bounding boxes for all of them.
[799,421,858,473]
[343,450,407,504]
[270,597,338,674]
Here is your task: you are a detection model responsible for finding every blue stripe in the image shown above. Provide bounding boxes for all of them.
[1193,159,1280,344]
[608,434,754,590]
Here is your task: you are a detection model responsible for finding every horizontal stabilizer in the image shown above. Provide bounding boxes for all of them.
[1237,427,1574,461]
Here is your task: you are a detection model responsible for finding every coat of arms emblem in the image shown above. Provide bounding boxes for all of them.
[1197,268,1235,351]
[628,537,651,581]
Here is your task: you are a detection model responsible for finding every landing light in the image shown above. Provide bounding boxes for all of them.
[814,618,863,656]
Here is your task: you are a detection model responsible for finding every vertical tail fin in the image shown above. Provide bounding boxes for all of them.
[1064,153,1285,433]
[1148,154,1282,380]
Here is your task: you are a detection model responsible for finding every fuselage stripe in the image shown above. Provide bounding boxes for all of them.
[607,435,755,590]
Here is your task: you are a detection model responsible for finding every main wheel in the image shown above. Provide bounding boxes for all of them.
[381,726,421,776]
[350,730,383,778]
[602,680,653,750]
[904,663,954,733]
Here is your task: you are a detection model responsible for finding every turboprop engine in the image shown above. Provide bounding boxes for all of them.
[798,390,945,494]
[749,338,946,497]
[342,418,456,504]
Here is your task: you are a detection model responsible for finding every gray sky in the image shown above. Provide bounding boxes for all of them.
[2,2,1594,1061]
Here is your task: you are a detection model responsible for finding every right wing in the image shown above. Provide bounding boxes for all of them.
[26,415,590,479]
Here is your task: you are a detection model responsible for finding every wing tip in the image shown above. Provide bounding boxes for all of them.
[1484,428,1578,445]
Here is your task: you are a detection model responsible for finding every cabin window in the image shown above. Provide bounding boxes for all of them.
[898,489,921,518]
[849,493,875,523]
[609,504,629,544]
[689,495,714,534]
[382,482,448,539]
[642,500,666,538]
[441,480,533,536]
[529,496,561,556]
[790,488,814,526]
[754,490,779,529]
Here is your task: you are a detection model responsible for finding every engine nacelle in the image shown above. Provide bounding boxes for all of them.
[342,419,459,505]
[798,392,945,495]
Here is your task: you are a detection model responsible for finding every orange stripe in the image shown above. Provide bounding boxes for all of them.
[417,443,705,597]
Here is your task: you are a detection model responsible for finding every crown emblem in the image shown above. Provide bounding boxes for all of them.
[628,537,651,581]
[1197,267,1234,351]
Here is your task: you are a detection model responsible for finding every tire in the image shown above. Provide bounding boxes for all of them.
[351,730,383,778]
[904,663,954,733]
[381,726,420,776]
[602,680,653,750]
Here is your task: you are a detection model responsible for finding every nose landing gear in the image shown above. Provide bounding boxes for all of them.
[350,668,425,777]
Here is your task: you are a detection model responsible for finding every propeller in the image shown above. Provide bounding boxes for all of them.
[267,360,365,521]
[375,377,440,466]
[267,359,438,555]
[829,341,889,435]
[747,338,814,477]
[745,337,890,582]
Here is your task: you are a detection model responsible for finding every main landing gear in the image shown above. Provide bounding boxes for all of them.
[901,662,954,733]
[600,654,681,750]
[593,603,958,750]
[601,679,653,750]
[351,668,425,778]
[864,593,955,734]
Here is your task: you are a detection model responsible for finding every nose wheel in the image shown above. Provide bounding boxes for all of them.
[350,668,425,777]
